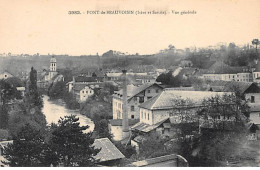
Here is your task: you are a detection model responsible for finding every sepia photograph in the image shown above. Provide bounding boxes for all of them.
[0,0,260,167]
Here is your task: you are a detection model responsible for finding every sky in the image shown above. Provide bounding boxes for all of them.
[0,0,259,55]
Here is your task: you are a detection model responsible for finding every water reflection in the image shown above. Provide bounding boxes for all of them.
[42,95,94,132]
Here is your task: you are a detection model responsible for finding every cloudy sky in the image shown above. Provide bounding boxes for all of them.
[0,0,259,55]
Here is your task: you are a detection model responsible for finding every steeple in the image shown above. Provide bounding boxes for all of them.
[50,56,57,72]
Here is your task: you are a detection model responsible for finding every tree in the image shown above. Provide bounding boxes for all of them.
[63,91,80,109]
[0,79,20,129]
[156,71,182,87]
[49,115,100,166]
[27,67,43,108]
[2,124,48,167]
[48,81,66,99]
[94,119,112,140]
[138,133,168,159]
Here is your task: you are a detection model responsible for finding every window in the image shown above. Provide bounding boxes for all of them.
[141,111,143,119]
[147,96,152,100]
[156,89,159,93]
[147,90,151,93]
[145,112,146,119]
[251,96,255,103]
[139,97,144,103]
[148,113,149,120]
[162,129,165,134]
[131,115,134,119]
[131,106,135,111]
[82,91,84,94]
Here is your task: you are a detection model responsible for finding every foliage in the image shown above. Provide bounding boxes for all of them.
[2,124,48,167]
[0,79,21,103]
[166,94,250,166]
[94,119,113,140]
[63,91,80,110]
[48,81,67,100]
[156,71,182,87]
[7,105,47,138]
[0,129,11,141]
[48,115,100,167]
[5,77,24,88]
[27,67,43,108]
[114,141,136,159]
[137,133,168,159]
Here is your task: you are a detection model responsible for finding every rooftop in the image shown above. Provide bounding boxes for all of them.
[113,83,163,101]
[109,119,139,126]
[139,89,233,110]
[93,138,125,162]
[209,81,260,94]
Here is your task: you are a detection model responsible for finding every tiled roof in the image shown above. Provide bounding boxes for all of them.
[74,76,102,83]
[109,119,139,126]
[93,138,125,162]
[73,83,101,92]
[205,61,243,74]
[131,118,169,133]
[209,81,260,94]
[113,83,163,101]
[139,89,232,110]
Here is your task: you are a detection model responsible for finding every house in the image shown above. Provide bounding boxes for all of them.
[207,81,260,104]
[112,83,164,120]
[106,72,148,81]
[68,75,102,94]
[0,71,13,80]
[179,59,193,68]
[108,119,139,141]
[79,85,94,102]
[93,138,125,166]
[134,75,156,84]
[74,84,99,102]
[253,60,260,82]
[132,89,233,137]
[202,61,253,82]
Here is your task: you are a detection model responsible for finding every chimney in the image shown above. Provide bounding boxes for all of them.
[122,70,130,139]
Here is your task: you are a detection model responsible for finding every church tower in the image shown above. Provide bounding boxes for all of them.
[49,56,57,80]
[50,56,57,72]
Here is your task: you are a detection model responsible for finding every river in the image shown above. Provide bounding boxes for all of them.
[42,95,94,133]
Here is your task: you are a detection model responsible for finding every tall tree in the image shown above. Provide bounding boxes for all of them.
[2,124,48,167]
[27,67,43,108]
[49,115,100,166]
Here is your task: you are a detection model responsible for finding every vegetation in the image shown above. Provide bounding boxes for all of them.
[2,124,48,167]
[2,115,100,167]
[47,115,100,167]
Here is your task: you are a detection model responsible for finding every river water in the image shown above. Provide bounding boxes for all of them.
[42,95,94,133]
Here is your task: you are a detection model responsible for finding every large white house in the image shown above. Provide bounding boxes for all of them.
[112,83,164,120]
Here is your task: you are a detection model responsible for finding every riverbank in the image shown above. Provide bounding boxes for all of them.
[42,95,94,132]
